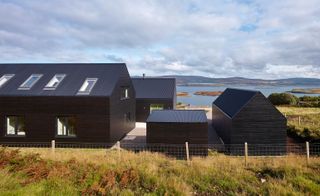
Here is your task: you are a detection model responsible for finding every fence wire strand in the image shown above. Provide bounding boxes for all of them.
[0,142,319,159]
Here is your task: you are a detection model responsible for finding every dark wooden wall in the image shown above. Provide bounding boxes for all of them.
[211,104,232,144]
[232,93,287,145]
[109,70,136,142]
[0,96,110,143]
[136,99,174,122]
[212,93,287,146]
[147,122,208,144]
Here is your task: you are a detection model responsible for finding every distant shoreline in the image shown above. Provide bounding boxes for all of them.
[177,91,223,97]
[288,88,320,94]
[177,83,320,87]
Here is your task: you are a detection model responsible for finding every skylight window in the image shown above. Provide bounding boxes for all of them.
[77,78,98,95]
[0,74,14,88]
[19,74,43,90]
[44,74,66,90]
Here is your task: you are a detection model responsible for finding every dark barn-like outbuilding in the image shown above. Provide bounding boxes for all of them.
[0,63,135,143]
[132,77,176,122]
[212,88,287,155]
[147,110,208,156]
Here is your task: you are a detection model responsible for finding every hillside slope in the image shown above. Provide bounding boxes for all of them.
[160,75,320,86]
[0,148,319,195]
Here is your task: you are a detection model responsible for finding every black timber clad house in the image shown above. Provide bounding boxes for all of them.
[0,63,135,143]
[212,88,287,155]
[132,77,176,122]
[146,110,208,156]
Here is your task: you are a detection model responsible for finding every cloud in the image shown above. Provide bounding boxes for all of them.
[265,64,320,78]
[0,0,319,79]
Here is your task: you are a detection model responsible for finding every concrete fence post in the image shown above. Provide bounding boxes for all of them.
[116,141,121,159]
[244,142,248,167]
[51,140,55,153]
[306,142,310,165]
[185,142,190,163]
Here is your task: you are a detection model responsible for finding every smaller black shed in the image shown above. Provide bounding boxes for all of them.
[212,88,287,155]
[146,110,208,144]
[132,77,176,122]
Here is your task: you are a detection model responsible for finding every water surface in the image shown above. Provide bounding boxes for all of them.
[177,85,320,106]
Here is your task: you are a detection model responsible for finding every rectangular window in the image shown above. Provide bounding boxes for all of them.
[56,117,76,137]
[150,104,164,114]
[44,74,66,90]
[124,112,131,122]
[6,116,26,136]
[19,74,43,90]
[121,87,129,99]
[77,78,98,95]
[0,74,14,88]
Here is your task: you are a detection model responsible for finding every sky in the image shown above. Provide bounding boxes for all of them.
[0,0,319,79]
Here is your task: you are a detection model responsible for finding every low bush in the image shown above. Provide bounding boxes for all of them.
[268,93,299,106]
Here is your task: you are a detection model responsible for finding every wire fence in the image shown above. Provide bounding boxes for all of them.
[0,141,319,160]
[286,114,320,127]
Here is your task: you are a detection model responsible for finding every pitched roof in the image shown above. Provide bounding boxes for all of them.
[132,77,176,99]
[213,88,259,118]
[0,63,128,96]
[146,110,207,123]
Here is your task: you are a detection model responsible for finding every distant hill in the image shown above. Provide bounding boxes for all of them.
[157,75,320,86]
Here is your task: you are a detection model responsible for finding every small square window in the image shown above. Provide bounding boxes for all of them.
[44,74,66,90]
[56,116,76,137]
[19,74,43,90]
[121,87,129,100]
[0,74,14,88]
[77,78,98,95]
[6,116,26,136]
[124,112,131,122]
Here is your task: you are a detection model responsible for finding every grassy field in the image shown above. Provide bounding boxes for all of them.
[277,106,320,141]
[0,147,319,195]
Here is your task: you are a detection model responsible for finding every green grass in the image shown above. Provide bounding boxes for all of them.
[0,147,319,195]
[277,106,320,140]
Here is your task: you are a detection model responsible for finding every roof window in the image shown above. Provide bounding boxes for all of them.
[0,74,14,88]
[77,78,98,95]
[44,74,66,90]
[19,74,43,90]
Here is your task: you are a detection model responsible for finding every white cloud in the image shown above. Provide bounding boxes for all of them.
[265,64,320,79]
[0,0,319,79]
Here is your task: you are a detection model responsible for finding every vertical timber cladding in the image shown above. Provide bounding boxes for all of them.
[0,96,109,143]
[109,67,136,142]
[212,88,287,155]
[0,63,135,143]
[132,77,176,122]
[146,110,208,156]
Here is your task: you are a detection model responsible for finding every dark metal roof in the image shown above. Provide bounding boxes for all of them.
[0,63,128,96]
[213,88,259,118]
[146,110,207,123]
[132,77,176,99]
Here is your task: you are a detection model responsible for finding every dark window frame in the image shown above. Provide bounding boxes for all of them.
[120,86,130,100]
[124,112,131,122]
[4,115,26,137]
[55,116,77,138]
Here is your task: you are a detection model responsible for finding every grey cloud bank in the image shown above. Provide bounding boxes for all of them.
[0,0,319,79]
